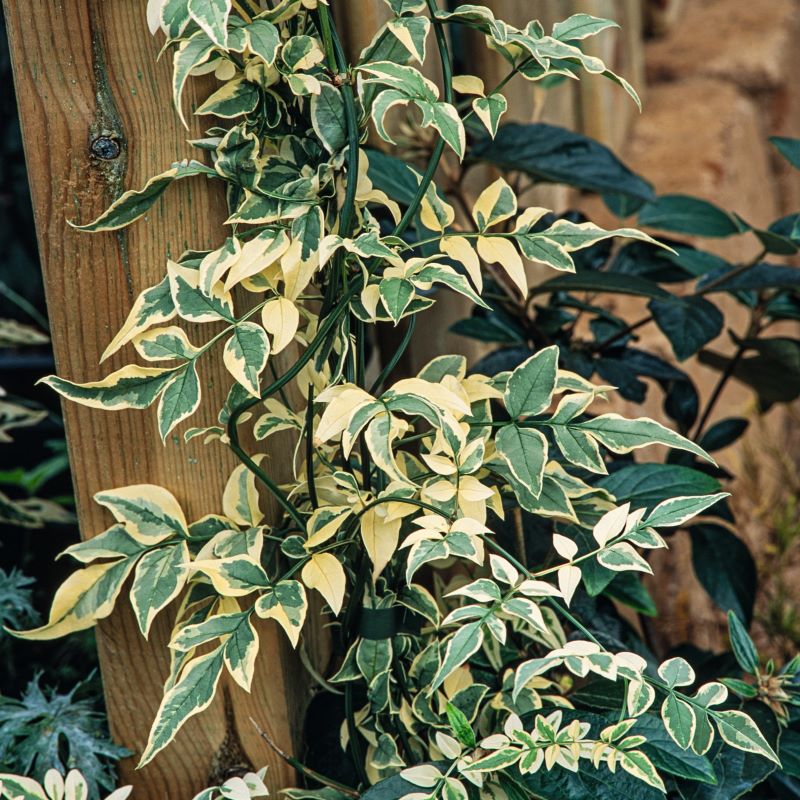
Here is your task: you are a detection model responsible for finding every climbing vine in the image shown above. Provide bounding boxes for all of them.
[7,2,792,798]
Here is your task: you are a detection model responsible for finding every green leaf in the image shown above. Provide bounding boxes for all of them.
[661,693,697,750]
[699,337,800,406]
[158,362,201,440]
[599,464,721,509]
[531,271,670,299]
[552,13,619,40]
[173,33,218,127]
[727,611,759,674]
[223,322,270,397]
[41,366,177,412]
[188,0,230,48]
[644,493,728,528]
[690,525,756,623]
[431,622,484,691]
[246,19,281,66]
[168,262,234,323]
[579,414,713,463]
[380,277,416,323]
[70,161,214,232]
[638,195,742,237]
[505,345,558,417]
[446,701,476,748]
[224,613,259,691]
[714,710,779,764]
[131,542,189,637]
[196,78,260,118]
[495,425,547,498]
[62,525,146,563]
[472,123,654,205]
[311,83,347,154]
[649,296,723,361]
[255,580,307,647]
[699,262,800,292]
[697,418,749,452]
[473,93,507,138]
[520,757,664,800]
[632,714,717,784]
[139,646,225,766]
[770,136,800,169]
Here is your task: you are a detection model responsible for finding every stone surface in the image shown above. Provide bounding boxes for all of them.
[645,0,799,95]
[645,0,800,210]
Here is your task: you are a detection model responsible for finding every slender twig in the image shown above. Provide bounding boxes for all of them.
[249,717,358,797]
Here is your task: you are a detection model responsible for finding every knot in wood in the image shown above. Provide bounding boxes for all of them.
[90,135,121,160]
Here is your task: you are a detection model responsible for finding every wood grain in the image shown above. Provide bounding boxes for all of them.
[3,1,309,794]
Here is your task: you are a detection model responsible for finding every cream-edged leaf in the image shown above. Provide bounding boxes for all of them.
[472,178,517,231]
[131,542,190,637]
[9,559,136,640]
[158,362,201,440]
[255,580,307,647]
[476,236,527,296]
[94,484,188,542]
[102,276,176,361]
[41,365,177,412]
[301,552,346,615]
[139,647,225,765]
[223,322,270,397]
[224,613,259,691]
[261,297,300,355]
[557,565,582,606]
[223,462,264,527]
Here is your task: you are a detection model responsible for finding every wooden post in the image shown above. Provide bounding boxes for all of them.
[3,2,306,795]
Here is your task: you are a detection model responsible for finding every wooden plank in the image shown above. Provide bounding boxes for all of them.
[2,1,307,795]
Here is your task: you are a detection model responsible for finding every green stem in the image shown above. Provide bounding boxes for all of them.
[369,315,416,394]
[306,383,319,509]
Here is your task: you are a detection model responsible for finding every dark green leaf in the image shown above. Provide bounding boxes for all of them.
[690,524,756,624]
[649,295,723,361]
[699,337,800,406]
[727,611,759,674]
[698,263,800,293]
[632,714,717,784]
[698,418,749,452]
[638,195,742,237]
[598,464,721,510]
[471,123,654,203]
[770,136,800,169]
[531,271,670,299]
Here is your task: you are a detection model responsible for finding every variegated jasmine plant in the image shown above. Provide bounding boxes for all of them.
[10,1,786,798]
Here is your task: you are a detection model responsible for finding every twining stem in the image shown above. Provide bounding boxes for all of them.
[250,716,359,797]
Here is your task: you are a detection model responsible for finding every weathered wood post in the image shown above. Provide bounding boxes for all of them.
[3,1,305,794]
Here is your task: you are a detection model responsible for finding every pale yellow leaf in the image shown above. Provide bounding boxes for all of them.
[301,552,346,615]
